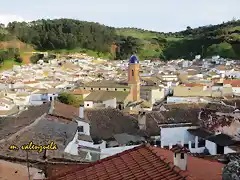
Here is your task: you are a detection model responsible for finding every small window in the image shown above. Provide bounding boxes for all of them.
[87,104,89,106]
[84,87,86,89]
[175,153,177,158]
[77,126,84,132]
[99,88,101,90]
[115,88,117,91]
[91,88,93,90]
[132,69,134,76]
[180,153,184,159]
[124,88,126,91]
[107,88,109,91]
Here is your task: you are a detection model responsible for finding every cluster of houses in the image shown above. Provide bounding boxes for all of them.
[0,55,240,179]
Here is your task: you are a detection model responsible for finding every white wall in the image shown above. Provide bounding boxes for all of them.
[161,126,197,147]
[188,141,205,153]
[13,82,24,89]
[232,87,240,94]
[0,104,11,110]
[162,75,178,81]
[14,96,31,106]
[48,93,58,101]
[77,121,90,136]
[151,89,165,104]
[174,153,187,170]
[100,145,139,159]
[205,140,217,155]
[64,131,78,155]
[103,98,117,108]
[78,139,94,147]
[84,101,93,108]
[29,94,48,105]
[167,97,200,104]
[224,146,236,154]
[65,132,106,156]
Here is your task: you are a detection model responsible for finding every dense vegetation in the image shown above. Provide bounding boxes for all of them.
[58,92,83,107]
[1,19,240,60]
[0,48,23,64]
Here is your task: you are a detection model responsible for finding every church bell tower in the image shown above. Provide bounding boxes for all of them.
[128,55,140,102]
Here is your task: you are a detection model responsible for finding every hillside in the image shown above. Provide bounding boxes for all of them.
[0,19,240,61]
[116,20,240,60]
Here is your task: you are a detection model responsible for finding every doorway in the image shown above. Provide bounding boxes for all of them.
[118,104,122,110]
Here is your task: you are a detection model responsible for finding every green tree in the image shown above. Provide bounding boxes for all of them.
[30,54,44,64]
[206,42,236,58]
[58,92,83,107]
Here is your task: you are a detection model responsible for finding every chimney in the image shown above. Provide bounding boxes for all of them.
[79,104,84,119]
[171,144,188,171]
[138,111,146,130]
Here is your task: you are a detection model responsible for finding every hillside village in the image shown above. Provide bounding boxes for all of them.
[1,55,240,179]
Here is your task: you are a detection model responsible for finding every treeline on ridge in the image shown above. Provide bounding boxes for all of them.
[1,18,240,60]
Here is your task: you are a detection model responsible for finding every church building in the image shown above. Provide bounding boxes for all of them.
[81,55,152,109]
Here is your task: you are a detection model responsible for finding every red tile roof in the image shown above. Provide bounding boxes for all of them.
[46,144,224,180]
[46,163,89,178]
[50,101,79,120]
[170,144,190,153]
[223,79,240,87]
[151,146,224,180]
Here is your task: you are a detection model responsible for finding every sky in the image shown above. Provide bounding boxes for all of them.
[0,0,240,32]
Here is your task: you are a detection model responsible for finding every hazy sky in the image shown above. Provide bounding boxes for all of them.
[0,0,240,32]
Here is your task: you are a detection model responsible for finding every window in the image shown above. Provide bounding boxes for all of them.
[115,88,117,91]
[107,88,109,91]
[175,153,177,158]
[87,104,89,106]
[84,88,86,89]
[124,88,126,91]
[99,88,101,90]
[77,126,84,132]
[180,153,184,159]
[91,88,93,90]
[132,70,134,76]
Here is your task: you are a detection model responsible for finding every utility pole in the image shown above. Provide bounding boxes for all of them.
[26,151,31,180]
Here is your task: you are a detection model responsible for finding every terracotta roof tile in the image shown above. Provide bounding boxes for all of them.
[50,101,79,120]
[170,144,190,153]
[223,79,240,87]
[150,146,224,180]
[49,145,199,180]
